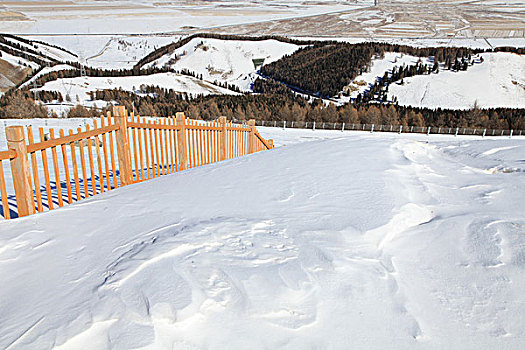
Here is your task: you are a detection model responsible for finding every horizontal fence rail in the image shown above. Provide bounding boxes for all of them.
[0,108,273,219]
[256,120,524,138]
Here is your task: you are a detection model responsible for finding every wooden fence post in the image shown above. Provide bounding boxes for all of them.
[219,116,227,161]
[113,106,132,186]
[247,119,255,154]
[176,112,188,171]
[6,126,35,217]
[269,140,274,149]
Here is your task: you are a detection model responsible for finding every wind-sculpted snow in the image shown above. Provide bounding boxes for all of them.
[0,129,524,349]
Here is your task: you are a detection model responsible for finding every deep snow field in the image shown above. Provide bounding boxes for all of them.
[0,126,524,349]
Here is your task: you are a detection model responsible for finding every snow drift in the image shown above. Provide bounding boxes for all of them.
[0,129,524,349]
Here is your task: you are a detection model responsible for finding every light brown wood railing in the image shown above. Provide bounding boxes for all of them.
[0,106,274,219]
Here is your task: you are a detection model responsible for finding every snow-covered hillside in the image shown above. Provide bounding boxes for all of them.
[147,38,301,91]
[335,52,429,103]
[329,51,524,109]
[388,52,525,109]
[34,73,239,114]
[0,127,524,349]
[0,34,79,93]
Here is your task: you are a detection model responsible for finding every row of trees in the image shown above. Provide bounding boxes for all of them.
[1,84,522,131]
[71,86,524,130]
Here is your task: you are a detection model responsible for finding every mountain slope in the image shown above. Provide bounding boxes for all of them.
[0,34,78,92]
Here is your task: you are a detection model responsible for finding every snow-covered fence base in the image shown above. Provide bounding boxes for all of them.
[254,120,522,138]
[0,107,273,219]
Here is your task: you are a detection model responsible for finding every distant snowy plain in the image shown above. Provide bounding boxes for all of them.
[0,126,524,349]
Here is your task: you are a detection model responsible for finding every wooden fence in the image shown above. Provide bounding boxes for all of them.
[257,120,524,137]
[0,107,273,219]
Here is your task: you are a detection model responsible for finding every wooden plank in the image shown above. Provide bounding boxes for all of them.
[191,121,197,168]
[255,131,271,150]
[229,122,233,159]
[219,117,227,161]
[215,121,220,162]
[207,127,211,164]
[0,160,10,219]
[137,116,145,180]
[154,121,161,176]
[27,126,43,212]
[27,124,118,153]
[164,121,170,173]
[114,106,132,186]
[68,130,81,201]
[247,120,255,154]
[93,120,105,192]
[49,129,64,207]
[185,124,221,131]
[149,123,155,177]
[107,114,118,188]
[39,128,53,210]
[128,121,181,130]
[0,150,16,161]
[199,128,204,166]
[59,129,73,203]
[100,114,111,190]
[85,125,97,196]
[131,114,139,181]
[168,117,175,173]
[159,120,165,175]
[77,127,89,199]
[176,113,188,171]
[143,118,151,179]
[173,116,179,171]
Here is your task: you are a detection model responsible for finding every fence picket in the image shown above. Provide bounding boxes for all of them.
[92,121,104,193]
[132,114,139,181]
[148,123,155,177]
[49,129,64,207]
[100,115,111,190]
[39,128,53,210]
[27,126,43,212]
[85,125,97,196]
[58,129,73,203]
[108,114,118,188]
[137,117,145,179]
[77,127,89,199]
[68,130,81,201]
[154,121,161,176]
[0,160,9,219]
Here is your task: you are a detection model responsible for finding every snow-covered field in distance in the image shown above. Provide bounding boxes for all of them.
[0,126,524,349]
[0,0,368,35]
[388,52,525,109]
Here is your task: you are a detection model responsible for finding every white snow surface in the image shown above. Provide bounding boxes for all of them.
[335,52,428,104]
[1,127,525,349]
[388,52,525,109]
[34,72,239,105]
[148,38,301,91]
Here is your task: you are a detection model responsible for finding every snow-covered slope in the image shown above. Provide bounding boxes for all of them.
[388,52,525,109]
[0,128,524,349]
[335,52,429,103]
[84,36,181,69]
[147,38,301,91]
[34,72,239,104]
